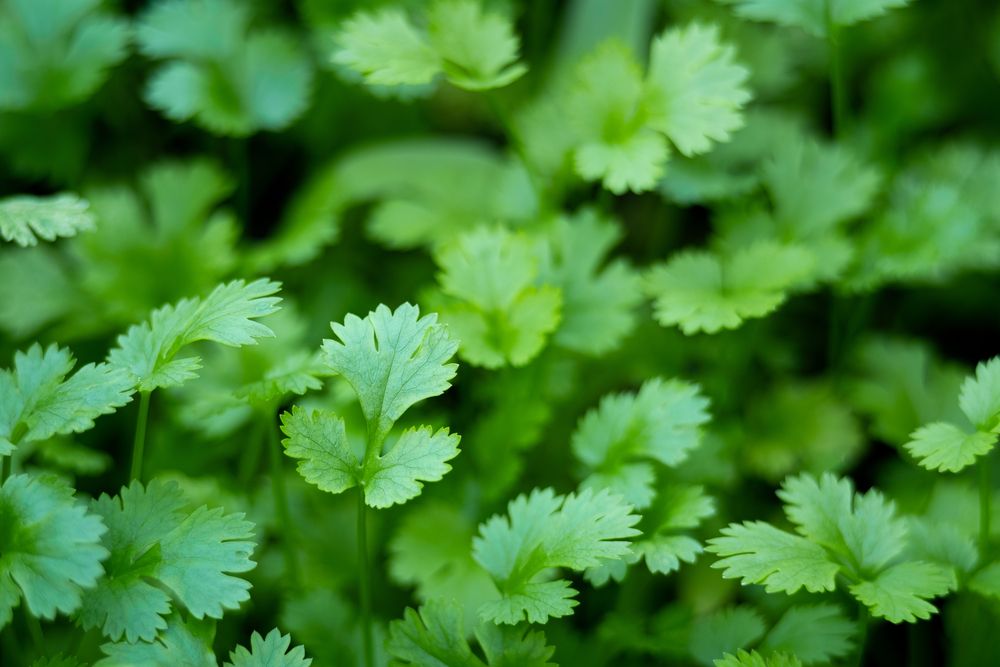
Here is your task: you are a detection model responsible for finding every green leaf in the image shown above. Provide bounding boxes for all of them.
[225,629,312,667]
[644,23,751,157]
[108,278,282,393]
[849,561,955,623]
[689,606,766,666]
[714,650,802,667]
[387,599,556,666]
[707,521,839,594]
[364,426,461,508]
[280,407,357,497]
[472,488,641,624]
[716,0,911,37]
[536,211,642,355]
[333,8,441,86]
[969,562,1000,600]
[0,0,128,110]
[644,242,814,334]
[0,194,95,246]
[138,0,313,135]
[96,614,216,667]
[905,423,996,473]
[0,473,108,629]
[321,303,458,440]
[0,344,134,456]
[959,357,1000,430]
[426,0,528,90]
[760,604,855,665]
[432,228,561,369]
[79,480,256,642]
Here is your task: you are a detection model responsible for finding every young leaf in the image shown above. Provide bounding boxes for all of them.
[689,606,766,666]
[108,279,282,393]
[0,473,108,629]
[225,629,312,667]
[0,344,134,456]
[848,561,955,623]
[333,8,441,85]
[387,599,556,666]
[716,0,911,37]
[0,194,95,246]
[714,650,802,667]
[644,242,814,334]
[79,480,256,642]
[96,614,216,667]
[321,303,458,440]
[760,604,855,665]
[472,487,641,624]
[431,228,561,369]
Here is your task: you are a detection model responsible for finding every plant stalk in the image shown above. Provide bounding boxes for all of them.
[357,488,374,667]
[267,416,301,589]
[853,604,870,667]
[826,14,847,136]
[0,456,10,484]
[980,458,992,558]
[129,391,151,482]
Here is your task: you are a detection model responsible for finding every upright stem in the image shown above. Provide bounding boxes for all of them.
[25,612,43,652]
[0,456,10,484]
[853,604,870,667]
[129,391,151,482]
[826,14,847,137]
[266,416,301,589]
[980,458,992,558]
[357,488,374,667]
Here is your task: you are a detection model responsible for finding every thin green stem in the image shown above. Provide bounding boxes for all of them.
[853,603,870,667]
[266,416,301,589]
[980,458,992,559]
[0,456,10,484]
[129,391,151,482]
[826,13,847,136]
[25,612,43,652]
[357,488,374,667]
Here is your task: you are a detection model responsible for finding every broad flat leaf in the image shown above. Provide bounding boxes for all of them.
[904,517,978,574]
[96,614,216,667]
[280,407,357,496]
[225,629,312,667]
[714,650,802,667]
[0,344,134,455]
[760,604,854,664]
[79,480,256,642]
[387,599,556,666]
[333,8,441,85]
[0,474,108,629]
[645,242,814,334]
[849,561,954,623]
[108,279,282,392]
[322,303,458,439]
[689,606,765,666]
[433,228,561,369]
[959,357,1000,429]
[644,23,751,156]
[707,521,839,594]
[905,422,996,473]
[0,194,95,246]
[426,0,527,90]
[716,0,911,37]
[472,488,640,624]
[364,426,461,508]
[536,211,642,355]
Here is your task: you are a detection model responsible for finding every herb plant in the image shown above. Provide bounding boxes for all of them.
[1,0,999,666]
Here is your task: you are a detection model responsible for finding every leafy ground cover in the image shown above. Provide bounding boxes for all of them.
[1,0,1000,665]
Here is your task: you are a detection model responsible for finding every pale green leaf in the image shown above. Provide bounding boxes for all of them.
[716,0,911,37]
[959,357,1000,430]
[96,614,216,667]
[0,194,95,247]
[849,561,954,623]
[364,426,461,508]
[225,629,312,667]
[760,604,854,665]
[714,649,802,667]
[689,606,765,666]
[905,423,996,473]
[280,406,357,497]
[333,8,441,86]
[426,0,527,90]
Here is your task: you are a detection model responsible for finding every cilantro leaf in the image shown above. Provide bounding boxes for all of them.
[848,561,955,623]
[644,23,752,157]
[0,473,108,629]
[904,356,1000,472]
[760,604,855,664]
[334,0,526,91]
[387,599,556,666]
[280,407,356,496]
[472,487,641,624]
[225,629,312,667]
[79,480,256,642]
[432,228,561,369]
[96,614,216,667]
[573,378,710,509]
[536,211,642,355]
[138,0,313,135]
[0,194,95,247]
[108,279,282,393]
[689,606,765,666]
[969,562,1000,600]
[0,0,128,110]
[644,242,814,334]
[716,0,911,37]
[0,344,134,456]
[714,650,802,667]
[707,521,839,594]
[322,303,458,440]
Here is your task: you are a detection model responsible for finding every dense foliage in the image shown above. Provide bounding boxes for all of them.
[2,0,1000,665]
